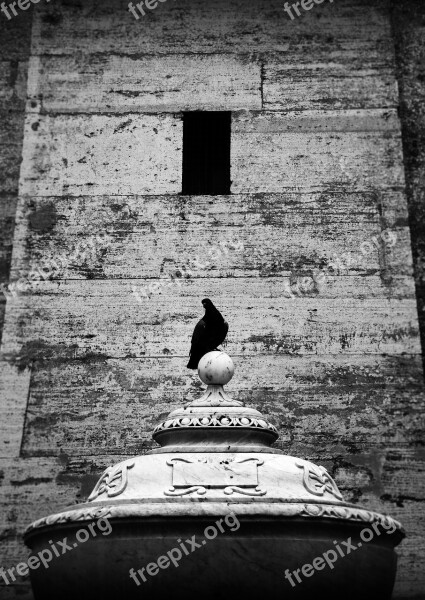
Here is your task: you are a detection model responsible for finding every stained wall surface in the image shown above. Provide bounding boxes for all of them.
[0,0,424,598]
[0,12,32,343]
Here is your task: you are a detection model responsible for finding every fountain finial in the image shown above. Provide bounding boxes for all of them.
[190,350,241,407]
[198,350,234,385]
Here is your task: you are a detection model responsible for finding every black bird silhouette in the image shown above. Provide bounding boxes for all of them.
[187,298,229,369]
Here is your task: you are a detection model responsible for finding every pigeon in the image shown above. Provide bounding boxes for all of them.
[186,298,229,369]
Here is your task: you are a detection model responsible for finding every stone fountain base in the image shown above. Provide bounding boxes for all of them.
[24,353,404,600]
[25,513,400,600]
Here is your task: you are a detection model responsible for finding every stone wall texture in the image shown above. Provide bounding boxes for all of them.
[0,0,424,598]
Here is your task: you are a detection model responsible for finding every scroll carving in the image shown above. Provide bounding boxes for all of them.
[296,461,343,500]
[165,457,266,497]
[88,461,135,501]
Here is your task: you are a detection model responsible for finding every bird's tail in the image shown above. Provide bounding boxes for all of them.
[187,356,199,369]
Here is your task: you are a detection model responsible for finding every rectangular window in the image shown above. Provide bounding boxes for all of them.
[182,111,231,195]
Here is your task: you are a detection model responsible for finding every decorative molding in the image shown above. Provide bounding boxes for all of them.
[165,485,208,497]
[188,384,243,407]
[25,503,404,535]
[300,504,403,532]
[154,414,277,435]
[223,486,266,496]
[164,457,266,497]
[25,506,112,534]
[88,461,135,502]
[296,461,343,501]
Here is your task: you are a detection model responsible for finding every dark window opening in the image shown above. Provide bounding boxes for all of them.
[182,111,231,195]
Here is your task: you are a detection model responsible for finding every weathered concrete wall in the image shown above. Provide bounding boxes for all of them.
[391,0,425,375]
[0,11,34,599]
[0,12,32,345]
[0,0,424,598]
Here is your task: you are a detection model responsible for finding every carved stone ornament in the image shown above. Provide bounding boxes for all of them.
[296,461,343,500]
[25,507,112,534]
[188,384,243,407]
[88,461,135,501]
[164,457,266,497]
[24,502,402,534]
[153,413,278,435]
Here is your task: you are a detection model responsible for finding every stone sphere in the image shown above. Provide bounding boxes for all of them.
[198,351,235,385]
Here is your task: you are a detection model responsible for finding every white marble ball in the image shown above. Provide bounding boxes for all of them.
[198,351,235,385]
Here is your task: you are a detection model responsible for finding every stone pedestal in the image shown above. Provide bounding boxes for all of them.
[24,352,404,600]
